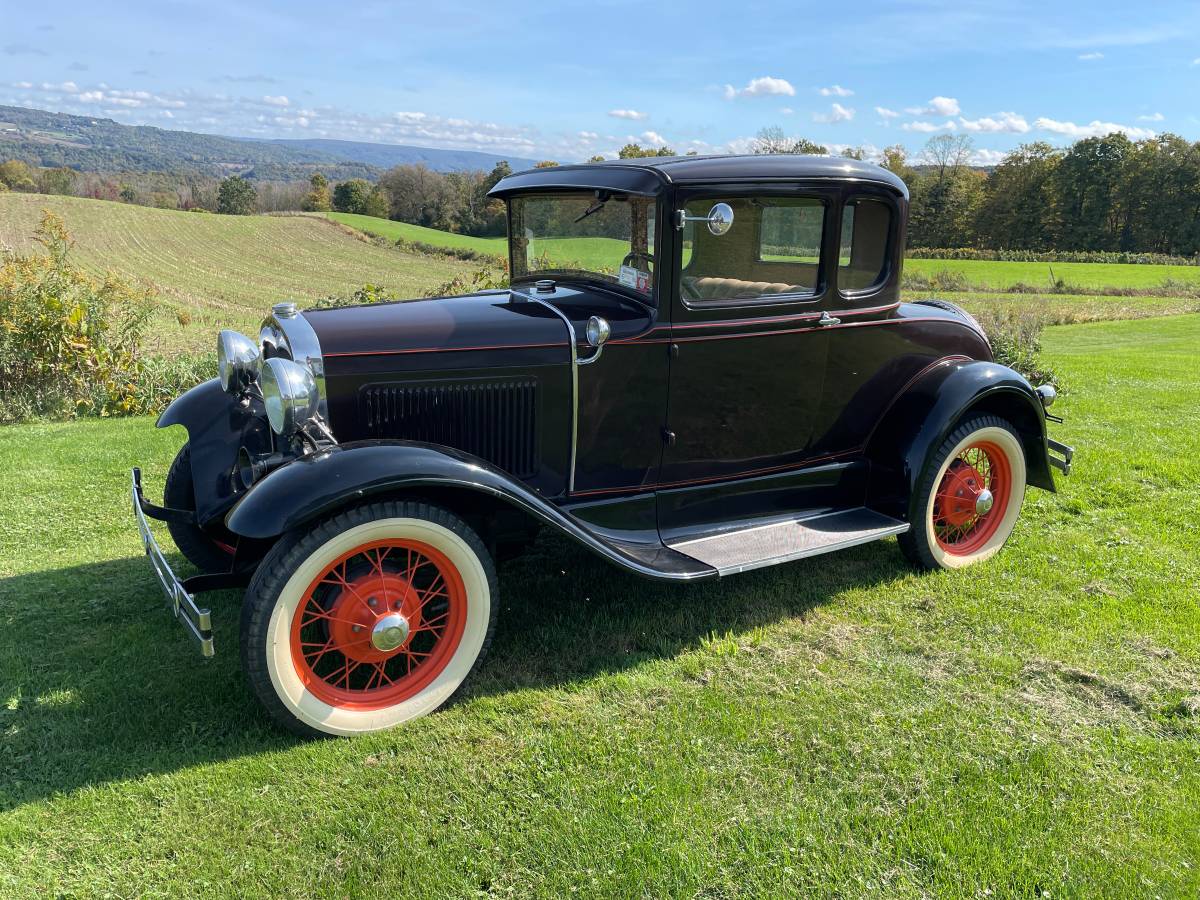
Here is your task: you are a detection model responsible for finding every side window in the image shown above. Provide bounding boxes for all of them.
[838,198,892,293]
[680,196,825,303]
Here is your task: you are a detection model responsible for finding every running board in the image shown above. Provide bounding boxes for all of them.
[666,508,909,576]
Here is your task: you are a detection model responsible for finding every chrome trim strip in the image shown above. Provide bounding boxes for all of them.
[529,296,579,493]
[261,304,328,421]
[131,469,215,657]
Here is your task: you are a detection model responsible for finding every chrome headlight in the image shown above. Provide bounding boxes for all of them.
[260,357,318,435]
[217,329,261,394]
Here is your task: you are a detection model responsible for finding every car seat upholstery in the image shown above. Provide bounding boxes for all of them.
[681,276,805,300]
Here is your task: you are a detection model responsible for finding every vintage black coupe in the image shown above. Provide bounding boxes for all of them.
[133,154,1073,736]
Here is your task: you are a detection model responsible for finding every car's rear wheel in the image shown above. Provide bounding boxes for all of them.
[240,500,497,738]
[898,415,1026,570]
[164,444,237,572]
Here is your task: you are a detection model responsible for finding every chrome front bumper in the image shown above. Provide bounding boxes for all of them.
[131,468,214,657]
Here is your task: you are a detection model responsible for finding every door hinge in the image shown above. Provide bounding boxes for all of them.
[662,429,677,446]
[669,342,679,358]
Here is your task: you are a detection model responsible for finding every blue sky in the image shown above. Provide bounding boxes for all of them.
[2,0,1199,165]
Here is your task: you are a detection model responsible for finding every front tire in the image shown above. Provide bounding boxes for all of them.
[240,500,497,738]
[898,415,1026,570]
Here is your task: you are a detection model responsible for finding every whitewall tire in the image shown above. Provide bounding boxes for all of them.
[898,415,1026,571]
[240,501,497,738]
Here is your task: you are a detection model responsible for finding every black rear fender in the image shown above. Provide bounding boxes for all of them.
[865,358,1054,518]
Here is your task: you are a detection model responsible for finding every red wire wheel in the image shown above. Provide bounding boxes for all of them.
[931,439,1013,556]
[289,539,467,710]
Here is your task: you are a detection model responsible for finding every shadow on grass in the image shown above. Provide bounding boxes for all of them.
[0,532,910,811]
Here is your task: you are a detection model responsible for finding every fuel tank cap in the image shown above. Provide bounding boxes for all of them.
[534,279,556,293]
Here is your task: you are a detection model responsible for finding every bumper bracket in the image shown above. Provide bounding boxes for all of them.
[132,468,215,657]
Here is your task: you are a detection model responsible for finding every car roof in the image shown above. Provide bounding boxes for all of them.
[488,154,908,199]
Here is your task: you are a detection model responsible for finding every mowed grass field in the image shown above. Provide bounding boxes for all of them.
[0,195,475,353]
[333,211,1200,291]
[2,314,1198,896]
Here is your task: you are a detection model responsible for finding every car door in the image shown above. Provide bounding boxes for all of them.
[657,186,836,530]
[806,188,925,459]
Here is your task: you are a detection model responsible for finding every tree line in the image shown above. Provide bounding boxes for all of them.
[4,130,1200,256]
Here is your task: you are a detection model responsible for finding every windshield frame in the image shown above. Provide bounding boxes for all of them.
[505,189,662,307]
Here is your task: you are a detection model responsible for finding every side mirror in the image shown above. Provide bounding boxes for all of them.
[578,315,610,366]
[676,202,735,236]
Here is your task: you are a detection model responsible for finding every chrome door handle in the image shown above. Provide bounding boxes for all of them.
[818,311,841,327]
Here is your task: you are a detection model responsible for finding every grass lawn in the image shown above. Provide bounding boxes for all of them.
[0,195,475,353]
[903,257,1200,290]
[1,314,1198,895]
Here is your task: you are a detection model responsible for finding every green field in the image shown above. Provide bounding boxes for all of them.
[2,314,1198,896]
[330,211,636,272]
[905,257,1200,290]
[0,195,475,353]
[333,211,1200,292]
[328,211,506,255]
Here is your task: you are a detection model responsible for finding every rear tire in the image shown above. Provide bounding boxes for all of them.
[240,500,497,738]
[164,444,237,573]
[898,415,1026,570]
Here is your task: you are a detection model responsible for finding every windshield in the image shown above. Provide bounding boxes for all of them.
[509,192,656,298]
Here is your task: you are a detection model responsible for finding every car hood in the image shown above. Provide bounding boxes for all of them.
[302,290,570,361]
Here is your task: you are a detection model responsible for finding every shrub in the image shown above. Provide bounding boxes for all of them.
[901,268,970,292]
[424,259,510,298]
[973,306,1058,386]
[0,212,158,422]
[310,282,401,310]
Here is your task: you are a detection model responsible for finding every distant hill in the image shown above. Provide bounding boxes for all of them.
[259,138,535,173]
[0,105,537,181]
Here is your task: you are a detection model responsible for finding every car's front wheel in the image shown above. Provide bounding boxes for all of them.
[898,414,1027,570]
[240,500,497,738]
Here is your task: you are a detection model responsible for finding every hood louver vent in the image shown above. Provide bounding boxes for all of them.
[360,378,539,478]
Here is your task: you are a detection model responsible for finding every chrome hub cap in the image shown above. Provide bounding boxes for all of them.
[975,488,994,516]
[370,612,411,652]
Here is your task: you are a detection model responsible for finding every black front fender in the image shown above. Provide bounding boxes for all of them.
[224,441,716,582]
[866,358,1054,517]
[156,378,272,525]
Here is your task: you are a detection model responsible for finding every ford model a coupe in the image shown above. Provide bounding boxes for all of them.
[133,155,1073,736]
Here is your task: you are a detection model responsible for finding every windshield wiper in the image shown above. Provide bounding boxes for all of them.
[573,198,607,224]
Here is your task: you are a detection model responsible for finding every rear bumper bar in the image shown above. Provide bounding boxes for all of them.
[131,468,215,657]
[1047,438,1074,476]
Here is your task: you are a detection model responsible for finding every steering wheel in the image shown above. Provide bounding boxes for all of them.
[622,250,655,270]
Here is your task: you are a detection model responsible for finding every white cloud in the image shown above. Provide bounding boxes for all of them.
[906,96,961,116]
[970,148,1008,166]
[902,120,958,133]
[262,94,289,107]
[1078,51,1104,60]
[640,130,669,148]
[818,84,854,97]
[780,107,794,115]
[875,106,900,119]
[578,130,598,139]
[814,102,855,124]
[393,111,427,122]
[1193,57,1200,66]
[1034,117,1155,139]
[1137,112,1164,122]
[12,81,33,89]
[608,108,647,120]
[723,76,796,99]
[958,111,1030,133]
